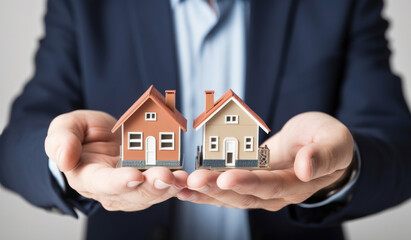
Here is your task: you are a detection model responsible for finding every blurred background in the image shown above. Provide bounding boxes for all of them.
[0,1,410,239]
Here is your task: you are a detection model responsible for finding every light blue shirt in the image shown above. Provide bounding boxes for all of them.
[171,0,250,239]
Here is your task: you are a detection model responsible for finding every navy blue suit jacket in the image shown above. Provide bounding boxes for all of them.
[1,0,411,239]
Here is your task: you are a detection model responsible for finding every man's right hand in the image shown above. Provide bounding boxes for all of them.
[45,110,188,211]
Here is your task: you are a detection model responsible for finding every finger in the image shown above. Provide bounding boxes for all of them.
[217,169,305,200]
[142,167,175,191]
[157,170,189,198]
[173,170,189,189]
[66,158,144,195]
[187,170,270,209]
[218,168,345,204]
[137,167,180,205]
[294,141,352,182]
[217,169,282,199]
[176,188,233,208]
[180,187,286,211]
[186,169,220,189]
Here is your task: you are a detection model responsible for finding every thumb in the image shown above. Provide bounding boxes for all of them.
[45,110,119,172]
[45,113,84,172]
[294,142,350,182]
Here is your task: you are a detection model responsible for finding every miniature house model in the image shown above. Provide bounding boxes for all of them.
[193,90,271,169]
[112,85,187,169]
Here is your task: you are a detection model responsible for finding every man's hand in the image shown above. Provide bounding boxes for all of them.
[177,112,354,211]
[45,110,187,211]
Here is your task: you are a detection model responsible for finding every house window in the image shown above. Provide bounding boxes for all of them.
[225,115,238,124]
[145,112,156,121]
[209,136,218,151]
[129,132,143,150]
[244,136,253,151]
[159,132,174,150]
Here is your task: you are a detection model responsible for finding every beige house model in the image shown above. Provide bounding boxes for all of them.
[193,89,271,169]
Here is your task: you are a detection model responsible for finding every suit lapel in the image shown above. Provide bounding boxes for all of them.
[245,0,296,132]
[126,0,180,96]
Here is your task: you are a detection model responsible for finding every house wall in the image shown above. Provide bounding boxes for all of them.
[123,99,180,161]
[204,100,258,160]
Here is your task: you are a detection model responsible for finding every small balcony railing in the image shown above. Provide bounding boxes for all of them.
[258,145,270,168]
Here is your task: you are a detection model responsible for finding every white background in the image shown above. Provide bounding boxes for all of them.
[0,1,410,239]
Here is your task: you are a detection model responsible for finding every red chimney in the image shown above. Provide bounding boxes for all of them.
[205,90,214,112]
[165,90,176,112]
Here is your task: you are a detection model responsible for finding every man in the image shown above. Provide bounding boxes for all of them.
[1,0,410,239]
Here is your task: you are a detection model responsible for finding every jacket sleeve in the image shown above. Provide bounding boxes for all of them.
[0,0,98,217]
[288,0,411,226]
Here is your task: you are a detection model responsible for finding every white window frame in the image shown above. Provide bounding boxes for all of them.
[145,112,157,121]
[159,132,174,150]
[244,136,253,152]
[225,115,238,124]
[209,136,219,151]
[128,132,143,150]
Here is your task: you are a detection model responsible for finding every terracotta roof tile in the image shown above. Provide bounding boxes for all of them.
[193,89,270,133]
[112,85,187,133]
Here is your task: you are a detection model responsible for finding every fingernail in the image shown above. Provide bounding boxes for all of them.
[154,179,171,189]
[127,181,142,188]
[189,185,209,192]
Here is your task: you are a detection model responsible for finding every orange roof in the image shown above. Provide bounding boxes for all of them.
[112,85,187,133]
[193,89,271,133]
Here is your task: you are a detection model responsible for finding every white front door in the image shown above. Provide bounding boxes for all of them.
[225,138,237,167]
[146,136,156,165]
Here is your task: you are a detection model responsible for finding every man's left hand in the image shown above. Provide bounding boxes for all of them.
[177,112,354,211]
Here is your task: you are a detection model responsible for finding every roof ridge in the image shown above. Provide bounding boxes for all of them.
[111,85,187,133]
[193,89,271,133]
